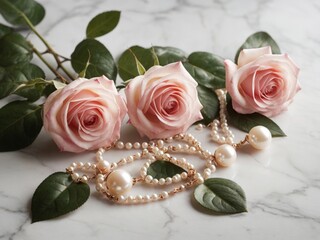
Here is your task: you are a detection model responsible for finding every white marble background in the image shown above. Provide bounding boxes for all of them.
[1,0,320,239]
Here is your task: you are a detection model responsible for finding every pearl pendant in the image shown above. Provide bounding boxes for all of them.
[106,170,133,196]
[248,126,272,150]
[214,144,237,167]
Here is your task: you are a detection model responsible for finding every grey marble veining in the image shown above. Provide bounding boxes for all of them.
[1,0,320,239]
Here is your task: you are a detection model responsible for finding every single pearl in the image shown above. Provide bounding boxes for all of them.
[248,126,272,150]
[97,160,110,173]
[214,144,237,167]
[106,170,133,196]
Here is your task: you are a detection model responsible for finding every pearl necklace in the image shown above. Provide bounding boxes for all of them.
[66,89,272,205]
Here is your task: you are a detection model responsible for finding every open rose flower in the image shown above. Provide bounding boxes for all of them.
[125,62,203,139]
[43,76,127,153]
[225,46,301,117]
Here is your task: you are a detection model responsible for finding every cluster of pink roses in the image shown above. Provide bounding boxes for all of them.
[43,47,300,153]
[44,62,203,152]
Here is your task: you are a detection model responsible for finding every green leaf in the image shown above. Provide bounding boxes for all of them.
[0,32,33,67]
[0,23,13,38]
[118,46,187,82]
[150,47,160,66]
[71,39,117,81]
[196,85,219,125]
[184,52,225,89]
[118,46,154,81]
[86,11,120,39]
[194,178,247,214]
[226,96,286,137]
[0,101,42,151]
[235,31,281,63]
[0,63,45,99]
[0,0,45,27]
[153,46,187,65]
[147,160,186,179]
[129,49,146,75]
[31,172,90,223]
[13,78,53,101]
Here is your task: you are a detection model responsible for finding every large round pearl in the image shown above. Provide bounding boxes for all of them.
[248,126,272,150]
[106,170,133,196]
[214,144,237,167]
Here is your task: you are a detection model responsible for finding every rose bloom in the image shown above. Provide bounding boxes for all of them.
[125,62,203,139]
[225,46,301,117]
[43,76,127,153]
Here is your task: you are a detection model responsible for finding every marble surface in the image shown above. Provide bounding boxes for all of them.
[1,0,320,239]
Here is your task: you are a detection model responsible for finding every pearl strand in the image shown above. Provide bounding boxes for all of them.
[94,143,204,204]
[208,89,234,145]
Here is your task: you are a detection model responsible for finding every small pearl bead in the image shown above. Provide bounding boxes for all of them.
[157,140,164,148]
[145,175,153,183]
[71,162,77,167]
[127,195,135,203]
[152,179,159,184]
[151,193,158,200]
[72,173,79,181]
[67,166,74,172]
[106,170,133,196]
[84,162,91,169]
[110,162,118,169]
[96,183,103,191]
[116,141,124,149]
[127,156,134,162]
[209,164,216,172]
[158,178,165,185]
[97,160,110,173]
[118,195,126,203]
[81,176,88,183]
[77,162,84,167]
[248,126,272,150]
[136,195,143,202]
[161,191,169,199]
[197,176,204,184]
[144,195,151,202]
[214,144,237,167]
[125,142,133,150]
[142,142,148,149]
[133,142,141,149]
[181,172,188,179]
[165,177,172,185]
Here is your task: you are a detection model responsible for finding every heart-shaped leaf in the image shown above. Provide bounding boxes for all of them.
[0,63,45,99]
[118,46,187,82]
[185,52,225,89]
[153,46,187,65]
[147,160,186,179]
[226,96,286,137]
[194,178,247,214]
[0,0,45,27]
[118,46,154,81]
[235,31,281,63]
[86,11,120,39]
[31,172,90,223]
[0,32,33,67]
[195,85,219,125]
[0,23,13,38]
[0,101,42,151]
[71,39,117,81]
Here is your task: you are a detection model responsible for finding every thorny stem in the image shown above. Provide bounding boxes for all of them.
[32,46,68,83]
[18,10,75,81]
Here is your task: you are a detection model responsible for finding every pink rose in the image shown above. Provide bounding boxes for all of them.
[225,46,301,117]
[43,76,127,153]
[125,62,203,139]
